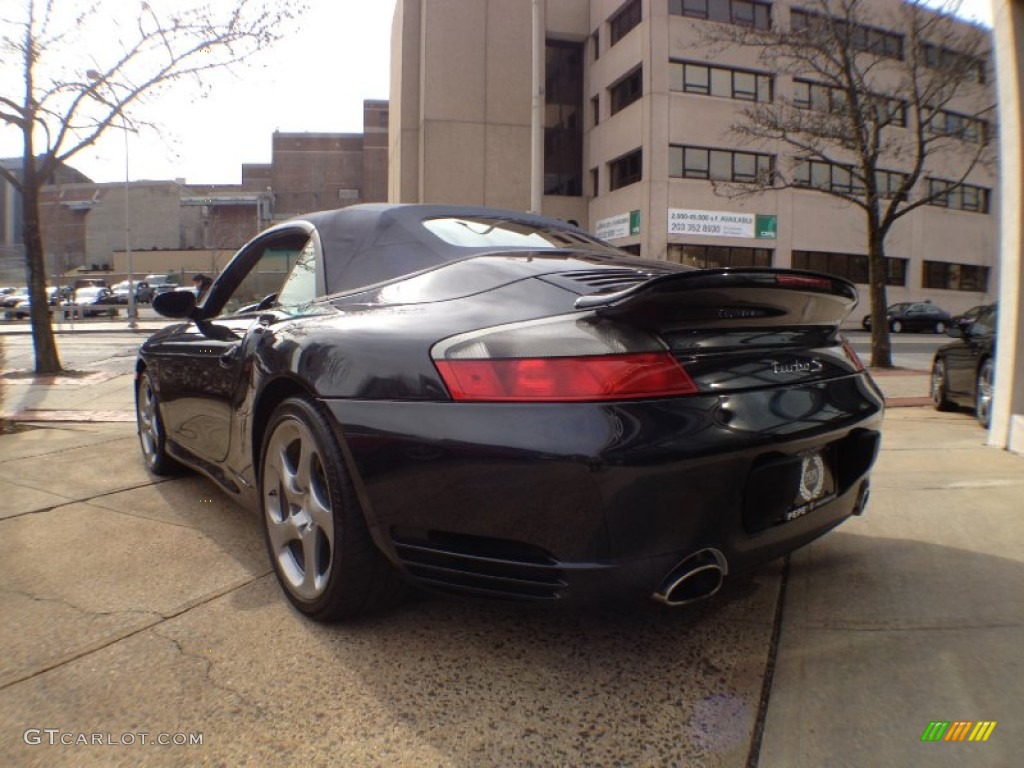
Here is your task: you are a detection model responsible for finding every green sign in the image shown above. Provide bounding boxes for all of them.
[629,210,641,235]
[755,215,777,239]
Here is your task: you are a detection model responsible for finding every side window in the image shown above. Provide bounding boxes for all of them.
[276,239,319,312]
[969,308,996,336]
[221,234,311,316]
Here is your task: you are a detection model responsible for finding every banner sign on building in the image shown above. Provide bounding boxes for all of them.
[668,209,777,240]
[596,210,640,240]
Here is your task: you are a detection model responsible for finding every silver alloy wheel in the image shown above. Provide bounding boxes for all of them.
[930,360,945,406]
[262,417,335,601]
[934,321,946,334]
[976,360,994,428]
[891,320,903,333]
[137,374,160,468]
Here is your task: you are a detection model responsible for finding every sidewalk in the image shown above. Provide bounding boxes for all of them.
[759,407,1023,767]
[1,352,1018,765]
[868,366,933,406]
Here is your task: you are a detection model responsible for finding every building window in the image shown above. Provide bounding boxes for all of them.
[592,28,600,60]
[544,39,584,196]
[669,0,771,30]
[620,244,642,256]
[609,148,642,190]
[591,95,600,126]
[609,0,641,46]
[668,244,773,268]
[927,179,991,213]
[923,260,990,292]
[791,9,903,60]
[921,43,986,84]
[671,145,774,184]
[610,67,643,115]
[793,160,905,198]
[591,167,600,197]
[793,79,905,126]
[792,250,907,286]
[925,109,987,143]
[670,61,773,102]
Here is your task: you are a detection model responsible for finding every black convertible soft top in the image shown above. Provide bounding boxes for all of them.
[294,204,616,295]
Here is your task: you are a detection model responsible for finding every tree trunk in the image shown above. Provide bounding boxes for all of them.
[867,223,892,369]
[21,159,63,375]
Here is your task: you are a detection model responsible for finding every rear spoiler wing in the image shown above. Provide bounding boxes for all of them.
[576,268,859,327]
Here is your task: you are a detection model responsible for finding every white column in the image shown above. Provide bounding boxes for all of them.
[990,0,1024,454]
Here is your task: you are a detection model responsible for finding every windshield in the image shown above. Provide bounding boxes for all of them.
[424,217,604,250]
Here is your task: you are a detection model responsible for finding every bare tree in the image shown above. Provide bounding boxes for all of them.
[0,0,298,373]
[702,0,994,367]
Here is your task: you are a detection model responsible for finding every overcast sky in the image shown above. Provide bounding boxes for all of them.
[0,0,397,185]
[1,0,993,187]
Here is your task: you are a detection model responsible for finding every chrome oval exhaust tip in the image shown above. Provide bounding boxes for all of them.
[652,548,728,607]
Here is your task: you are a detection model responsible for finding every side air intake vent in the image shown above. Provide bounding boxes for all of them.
[541,266,681,296]
[390,528,567,600]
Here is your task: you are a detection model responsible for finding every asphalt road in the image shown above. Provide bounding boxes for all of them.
[844,329,949,371]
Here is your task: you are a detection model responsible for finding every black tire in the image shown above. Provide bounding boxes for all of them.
[891,320,903,333]
[861,315,871,330]
[934,320,947,334]
[975,359,994,429]
[136,370,183,475]
[259,397,406,621]
[930,359,956,412]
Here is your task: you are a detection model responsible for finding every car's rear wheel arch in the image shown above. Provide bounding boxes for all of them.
[252,376,317,484]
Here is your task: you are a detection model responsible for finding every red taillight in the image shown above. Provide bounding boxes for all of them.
[435,353,698,402]
[776,274,833,290]
[841,339,865,371]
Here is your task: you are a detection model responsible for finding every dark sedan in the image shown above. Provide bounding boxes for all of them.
[861,302,952,333]
[137,204,883,621]
[931,304,997,427]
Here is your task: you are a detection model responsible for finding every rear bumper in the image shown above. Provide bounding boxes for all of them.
[323,372,883,603]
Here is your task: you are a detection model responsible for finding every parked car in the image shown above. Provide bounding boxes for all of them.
[64,286,120,318]
[136,275,178,303]
[861,301,952,333]
[1,287,29,311]
[137,204,883,622]
[950,303,993,331]
[3,287,66,319]
[931,304,997,428]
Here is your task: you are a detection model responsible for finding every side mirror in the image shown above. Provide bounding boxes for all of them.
[152,289,197,319]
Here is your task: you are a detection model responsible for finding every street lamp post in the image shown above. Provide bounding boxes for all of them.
[123,116,137,329]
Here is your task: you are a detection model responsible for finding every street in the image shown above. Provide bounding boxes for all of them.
[844,329,950,372]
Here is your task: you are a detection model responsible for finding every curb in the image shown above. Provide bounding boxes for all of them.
[884,397,933,408]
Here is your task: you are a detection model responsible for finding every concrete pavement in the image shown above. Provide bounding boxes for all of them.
[1,335,1019,766]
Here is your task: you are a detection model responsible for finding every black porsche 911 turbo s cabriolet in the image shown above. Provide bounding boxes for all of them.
[137,204,883,621]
